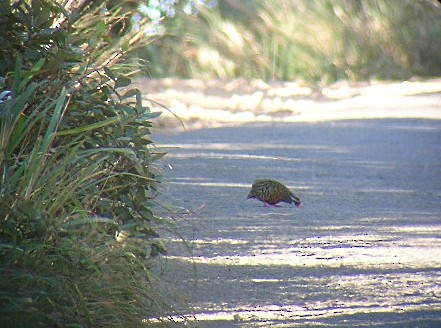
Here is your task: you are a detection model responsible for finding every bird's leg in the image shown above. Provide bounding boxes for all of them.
[263,202,281,207]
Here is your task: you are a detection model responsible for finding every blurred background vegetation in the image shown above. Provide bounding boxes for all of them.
[141,0,441,84]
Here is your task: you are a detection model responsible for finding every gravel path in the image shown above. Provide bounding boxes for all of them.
[154,119,441,327]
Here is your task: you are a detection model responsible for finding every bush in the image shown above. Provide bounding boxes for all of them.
[0,1,174,326]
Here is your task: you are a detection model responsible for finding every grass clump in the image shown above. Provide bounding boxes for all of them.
[0,1,176,326]
[141,0,441,83]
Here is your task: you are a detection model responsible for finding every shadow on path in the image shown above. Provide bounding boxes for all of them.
[154,119,441,327]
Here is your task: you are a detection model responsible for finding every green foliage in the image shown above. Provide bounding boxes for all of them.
[141,0,441,83]
[0,1,174,326]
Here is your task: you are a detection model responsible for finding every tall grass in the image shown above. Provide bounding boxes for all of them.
[0,1,178,326]
[142,0,441,83]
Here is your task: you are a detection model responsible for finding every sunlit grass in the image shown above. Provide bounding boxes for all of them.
[143,0,441,83]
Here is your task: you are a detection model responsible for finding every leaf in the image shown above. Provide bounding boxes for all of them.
[140,227,159,238]
[18,59,46,90]
[116,136,132,142]
[60,216,118,229]
[1,82,38,162]
[114,206,131,222]
[56,116,120,136]
[121,88,139,99]
[103,66,116,81]
[135,111,161,123]
[115,76,131,89]
[139,208,154,221]
[150,240,167,256]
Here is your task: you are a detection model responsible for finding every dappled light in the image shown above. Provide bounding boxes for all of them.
[139,78,441,129]
[155,119,441,326]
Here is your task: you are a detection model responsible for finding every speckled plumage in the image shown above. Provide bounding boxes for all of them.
[247,179,301,207]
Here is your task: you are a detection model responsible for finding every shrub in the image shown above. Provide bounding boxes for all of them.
[0,1,173,326]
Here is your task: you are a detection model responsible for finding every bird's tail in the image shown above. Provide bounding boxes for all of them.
[291,195,301,207]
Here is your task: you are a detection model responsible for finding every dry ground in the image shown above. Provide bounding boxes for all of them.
[134,78,441,129]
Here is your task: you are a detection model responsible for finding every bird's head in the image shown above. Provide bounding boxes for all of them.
[246,190,256,199]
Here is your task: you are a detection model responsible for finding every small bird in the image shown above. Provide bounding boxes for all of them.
[247,179,301,207]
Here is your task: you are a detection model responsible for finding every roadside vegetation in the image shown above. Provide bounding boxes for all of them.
[142,0,441,84]
[0,1,181,326]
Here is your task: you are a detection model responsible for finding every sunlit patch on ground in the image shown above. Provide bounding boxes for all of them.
[160,220,441,325]
[138,78,441,130]
[168,224,441,270]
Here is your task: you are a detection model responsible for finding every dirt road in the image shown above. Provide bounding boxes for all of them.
[154,119,441,327]
[137,78,441,129]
